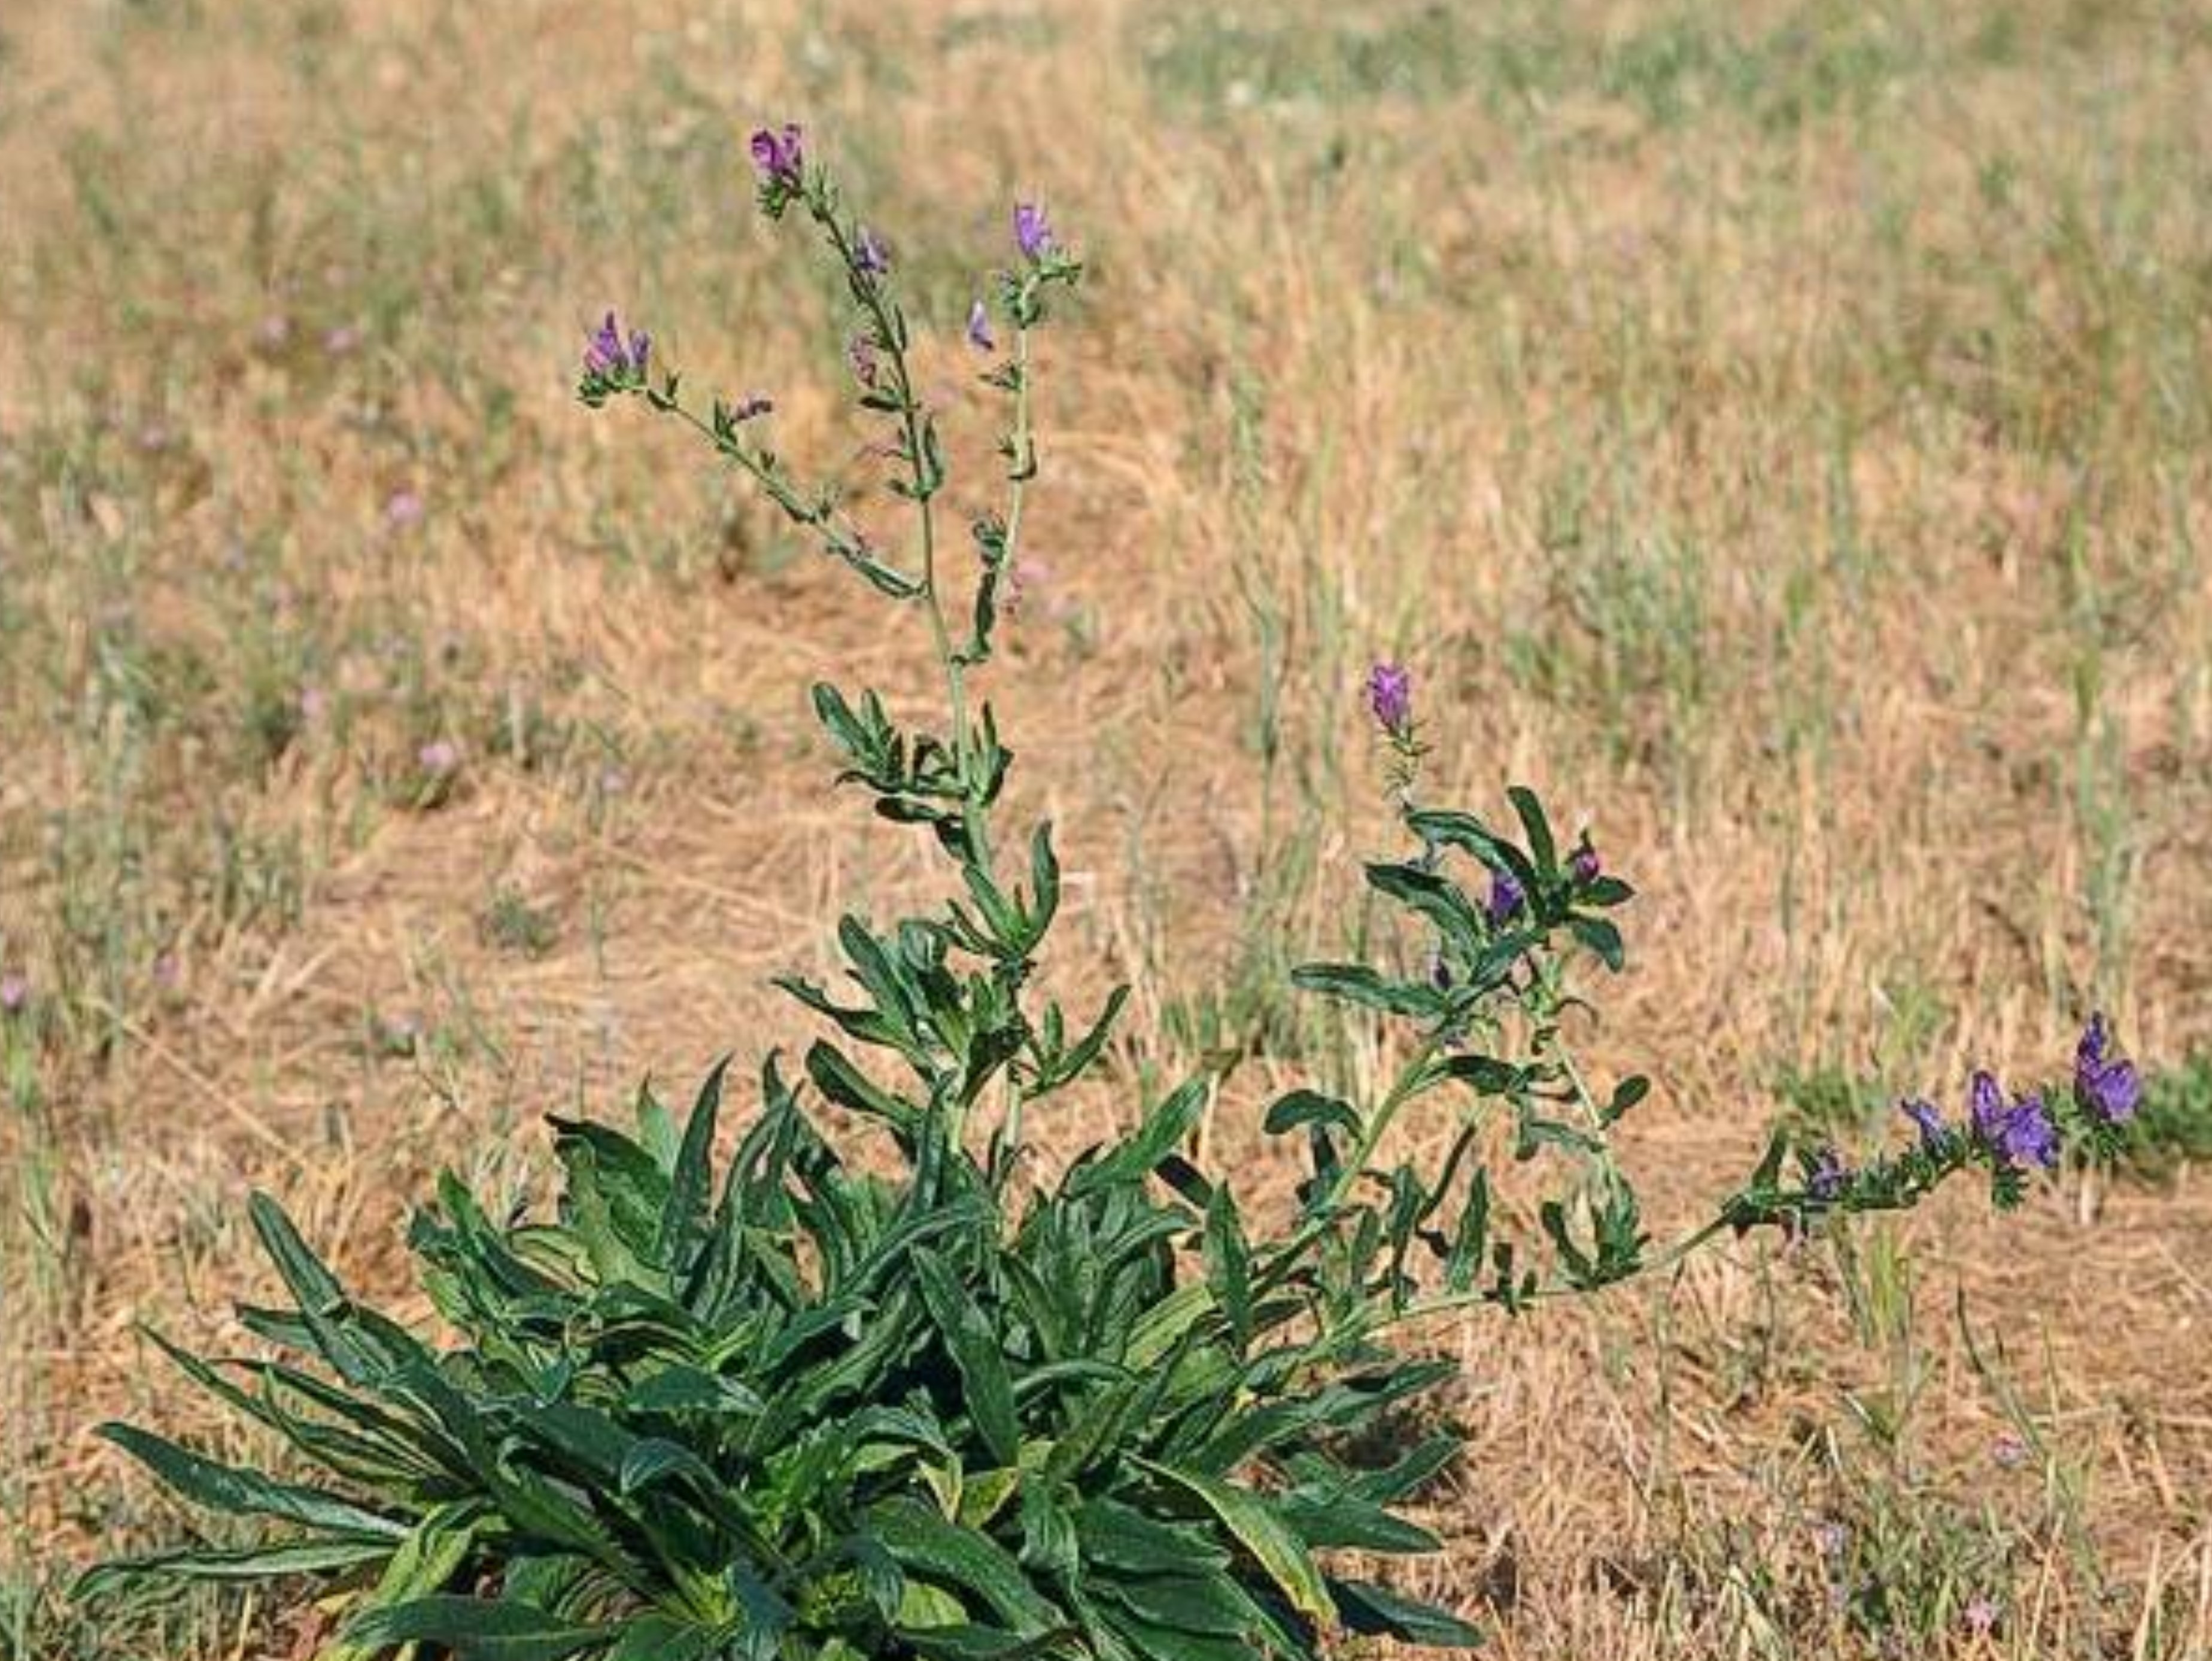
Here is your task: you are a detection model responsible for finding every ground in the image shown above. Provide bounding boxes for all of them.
[2,0,2211,1656]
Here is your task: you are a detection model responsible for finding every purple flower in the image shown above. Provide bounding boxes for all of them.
[0,972,27,1015]
[1570,839,1601,884]
[2073,1012,2141,1124]
[854,225,891,278]
[582,311,649,383]
[418,739,461,775]
[1365,661,1412,735]
[1014,201,1054,260]
[1970,1071,2059,1170]
[1992,1432,2028,1470]
[1964,1595,1999,1636]
[1900,1096,1950,1151]
[749,123,804,186]
[1807,1148,1849,1202]
[966,299,995,352]
[1487,870,1526,925]
[384,489,425,530]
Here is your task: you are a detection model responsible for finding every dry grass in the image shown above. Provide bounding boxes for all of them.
[4,0,2212,1654]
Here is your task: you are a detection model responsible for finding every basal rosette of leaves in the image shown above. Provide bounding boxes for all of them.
[84,130,2146,1660]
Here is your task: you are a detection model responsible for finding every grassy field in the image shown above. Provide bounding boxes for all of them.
[5,0,2212,1654]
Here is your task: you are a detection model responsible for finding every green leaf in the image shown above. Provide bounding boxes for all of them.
[1095,1570,1263,1638]
[314,1505,482,1661]
[1437,1054,1526,1096]
[1507,785,1557,877]
[1202,1187,1252,1349]
[1603,1073,1651,1124]
[657,1057,728,1268]
[1073,1498,1229,1576]
[1065,1076,1211,1197]
[899,1624,1073,1661]
[806,1042,923,1135]
[912,1251,1022,1466]
[1331,1577,1484,1647]
[96,1423,407,1541]
[1131,1460,1336,1628]
[871,1496,1062,1634]
[1570,914,1626,972]
[78,1538,393,1595]
[604,1616,719,1661]
[1362,862,1483,945]
[1260,1091,1359,1137]
[1288,963,1444,1020]
[345,1596,614,1661]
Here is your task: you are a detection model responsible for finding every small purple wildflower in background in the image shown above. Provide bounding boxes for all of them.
[583,312,649,382]
[749,123,804,186]
[1964,1595,1999,1636]
[1014,201,1054,260]
[1813,1520,1848,1558]
[1971,1072,2059,1170]
[854,225,891,278]
[0,972,27,1015]
[966,299,996,352]
[418,739,461,776]
[324,323,360,356]
[384,489,425,530]
[2074,1012,2140,1124]
[1807,1148,1849,1202]
[1992,1432,2028,1470]
[1365,661,1413,736]
[1487,871,1526,925]
[1900,1096,1949,1151]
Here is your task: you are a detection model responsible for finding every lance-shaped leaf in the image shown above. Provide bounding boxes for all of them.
[1131,1458,1336,1629]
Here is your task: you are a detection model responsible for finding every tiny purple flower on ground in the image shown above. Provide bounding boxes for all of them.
[1992,1432,2029,1469]
[323,323,360,356]
[2074,1012,2141,1124]
[1014,201,1054,260]
[418,739,461,775]
[1964,1595,1999,1636]
[1365,662,1413,736]
[1900,1096,1949,1151]
[0,972,27,1015]
[1807,1148,1849,1202]
[854,225,891,279]
[967,299,996,352]
[384,489,425,530]
[1487,870,1526,924]
[749,123,804,187]
[1813,1520,1849,1557]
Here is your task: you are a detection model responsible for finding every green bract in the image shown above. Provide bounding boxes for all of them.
[87,130,2135,1659]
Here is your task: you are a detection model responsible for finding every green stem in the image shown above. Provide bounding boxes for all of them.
[1249,1037,1443,1298]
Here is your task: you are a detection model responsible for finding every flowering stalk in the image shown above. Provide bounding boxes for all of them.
[578,131,1108,1170]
